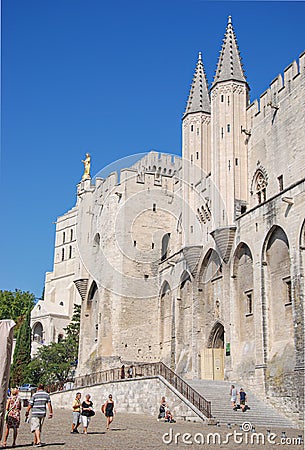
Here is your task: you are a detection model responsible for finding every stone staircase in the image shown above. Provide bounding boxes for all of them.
[187,379,293,428]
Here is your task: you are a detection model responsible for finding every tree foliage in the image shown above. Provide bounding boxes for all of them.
[24,304,81,387]
[0,290,35,330]
[0,290,35,387]
[11,307,32,386]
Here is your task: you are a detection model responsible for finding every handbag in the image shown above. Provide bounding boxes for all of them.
[88,409,95,417]
[5,398,18,422]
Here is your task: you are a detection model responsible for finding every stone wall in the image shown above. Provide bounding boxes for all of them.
[50,376,204,422]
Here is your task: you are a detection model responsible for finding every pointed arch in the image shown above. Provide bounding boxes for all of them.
[158,280,173,368]
[198,248,222,284]
[232,242,253,278]
[179,270,192,290]
[262,225,293,360]
[207,321,225,349]
[175,270,192,374]
[251,165,268,204]
[160,280,171,297]
[88,280,98,301]
[299,218,305,249]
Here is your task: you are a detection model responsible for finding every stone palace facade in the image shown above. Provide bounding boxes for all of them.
[31,17,305,420]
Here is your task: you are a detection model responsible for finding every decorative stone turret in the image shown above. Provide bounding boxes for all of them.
[212,15,247,88]
[184,52,211,117]
[182,53,211,246]
[210,16,249,226]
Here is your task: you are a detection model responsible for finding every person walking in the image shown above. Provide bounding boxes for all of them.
[230,384,237,409]
[70,392,81,433]
[25,384,53,447]
[1,388,22,448]
[102,394,115,430]
[81,394,94,434]
[127,365,133,378]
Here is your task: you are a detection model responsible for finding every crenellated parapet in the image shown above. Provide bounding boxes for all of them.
[247,51,305,121]
[78,151,182,205]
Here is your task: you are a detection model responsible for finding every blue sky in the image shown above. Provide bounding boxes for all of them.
[1,0,305,298]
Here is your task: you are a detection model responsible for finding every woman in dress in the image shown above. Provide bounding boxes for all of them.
[1,388,22,448]
[230,384,237,409]
[81,394,94,434]
[103,394,115,430]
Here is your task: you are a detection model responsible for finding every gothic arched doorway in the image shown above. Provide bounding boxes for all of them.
[201,322,224,380]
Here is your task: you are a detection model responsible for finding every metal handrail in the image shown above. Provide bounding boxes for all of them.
[70,361,211,418]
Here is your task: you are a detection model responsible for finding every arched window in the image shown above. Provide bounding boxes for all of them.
[255,171,267,204]
[33,322,43,343]
[93,233,100,248]
[161,233,170,261]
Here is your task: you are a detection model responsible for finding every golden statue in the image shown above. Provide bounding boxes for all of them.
[82,153,91,180]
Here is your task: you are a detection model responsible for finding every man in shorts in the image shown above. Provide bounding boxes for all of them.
[25,384,53,447]
[239,388,247,412]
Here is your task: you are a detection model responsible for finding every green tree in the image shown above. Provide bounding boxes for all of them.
[10,306,32,386]
[24,304,81,387]
[0,290,35,331]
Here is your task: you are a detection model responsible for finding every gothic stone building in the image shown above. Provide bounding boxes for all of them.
[31,17,305,420]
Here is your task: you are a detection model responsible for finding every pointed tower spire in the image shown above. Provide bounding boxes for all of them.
[213,16,247,87]
[184,52,210,118]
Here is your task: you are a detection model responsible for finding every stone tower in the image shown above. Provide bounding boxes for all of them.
[182,52,211,245]
[210,16,250,226]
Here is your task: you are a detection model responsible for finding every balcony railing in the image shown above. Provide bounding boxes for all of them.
[72,361,212,418]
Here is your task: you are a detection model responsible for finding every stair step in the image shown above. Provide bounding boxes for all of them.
[186,379,294,428]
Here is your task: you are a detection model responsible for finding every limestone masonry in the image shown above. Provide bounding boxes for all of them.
[31,17,305,422]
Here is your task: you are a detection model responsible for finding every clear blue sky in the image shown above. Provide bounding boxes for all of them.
[1,0,305,298]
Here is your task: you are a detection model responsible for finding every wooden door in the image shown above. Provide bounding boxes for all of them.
[213,348,224,380]
[201,348,224,380]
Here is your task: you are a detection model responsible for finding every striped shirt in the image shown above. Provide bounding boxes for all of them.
[29,390,51,417]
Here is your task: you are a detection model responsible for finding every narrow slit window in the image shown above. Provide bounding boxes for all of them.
[278,175,283,192]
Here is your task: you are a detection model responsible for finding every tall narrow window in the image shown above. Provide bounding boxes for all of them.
[221,127,224,139]
[63,232,65,244]
[227,124,230,132]
[221,95,224,102]
[245,291,253,315]
[283,277,292,305]
[153,203,156,212]
[196,151,199,160]
[61,248,65,261]
[278,175,284,192]
[69,245,72,259]
[70,229,73,241]
[191,125,194,131]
